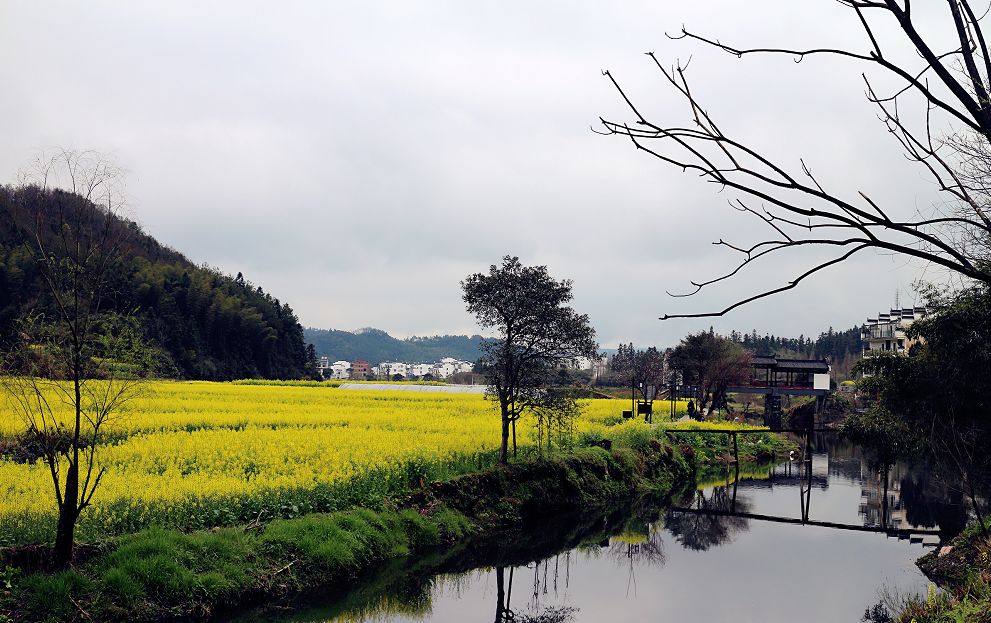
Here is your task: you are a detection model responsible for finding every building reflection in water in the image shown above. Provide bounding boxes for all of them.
[236,437,972,623]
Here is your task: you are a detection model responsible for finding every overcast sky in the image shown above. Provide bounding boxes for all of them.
[1,1,962,348]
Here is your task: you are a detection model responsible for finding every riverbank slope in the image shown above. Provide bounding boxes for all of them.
[1,427,789,622]
[895,525,991,622]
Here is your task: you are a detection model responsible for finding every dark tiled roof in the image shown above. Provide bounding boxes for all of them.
[750,356,829,372]
[774,359,830,372]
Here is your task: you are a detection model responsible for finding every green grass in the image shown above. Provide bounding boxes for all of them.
[8,505,474,622]
[97,527,255,608]
[17,570,90,622]
[661,421,791,464]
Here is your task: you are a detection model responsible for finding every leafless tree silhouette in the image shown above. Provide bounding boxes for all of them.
[2,149,152,568]
[600,1,991,319]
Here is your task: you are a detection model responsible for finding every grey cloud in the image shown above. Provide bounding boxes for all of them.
[0,1,954,348]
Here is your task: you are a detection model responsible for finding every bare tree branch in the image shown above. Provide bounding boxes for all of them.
[601,2,991,319]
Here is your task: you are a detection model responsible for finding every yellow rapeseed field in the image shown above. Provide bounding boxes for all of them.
[0,381,686,545]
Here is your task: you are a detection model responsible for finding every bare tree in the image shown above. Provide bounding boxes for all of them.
[2,149,151,568]
[612,344,667,399]
[600,1,991,318]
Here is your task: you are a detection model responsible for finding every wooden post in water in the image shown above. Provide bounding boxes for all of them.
[732,431,739,464]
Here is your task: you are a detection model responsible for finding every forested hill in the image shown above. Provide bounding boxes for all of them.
[304,327,486,364]
[0,185,311,380]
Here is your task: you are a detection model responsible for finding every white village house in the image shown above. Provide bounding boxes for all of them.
[364,357,474,380]
[329,360,351,380]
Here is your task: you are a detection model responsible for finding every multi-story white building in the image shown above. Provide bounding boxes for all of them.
[329,360,351,380]
[408,363,433,377]
[861,307,927,356]
[431,357,473,379]
[379,362,409,378]
[349,357,476,380]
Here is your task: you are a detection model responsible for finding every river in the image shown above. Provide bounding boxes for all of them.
[233,438,967,623]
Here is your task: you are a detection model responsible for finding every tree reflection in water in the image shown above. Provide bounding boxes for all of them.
[493,562,578,623]
[604,519,666,597]
[666,486,752,551]
[231,442,977,623]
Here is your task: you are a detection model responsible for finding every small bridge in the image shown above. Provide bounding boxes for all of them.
[728,355,832,396]
[665,355,832,428]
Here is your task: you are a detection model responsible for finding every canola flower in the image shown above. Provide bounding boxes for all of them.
[0,381,687,545]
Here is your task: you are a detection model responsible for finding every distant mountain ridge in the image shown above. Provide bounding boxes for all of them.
[304,327,487,364]
[305,325,863,371]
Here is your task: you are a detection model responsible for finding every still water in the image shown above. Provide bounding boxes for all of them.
[237,440,966,623]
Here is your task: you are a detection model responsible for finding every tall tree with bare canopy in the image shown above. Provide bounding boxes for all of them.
[2,150,153,568]
[462,256,599,464]
[601,1,991,318]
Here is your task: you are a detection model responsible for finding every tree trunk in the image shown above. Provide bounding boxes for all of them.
[500,412,510,464]
[967,474,988,535]
[52,462,79,568]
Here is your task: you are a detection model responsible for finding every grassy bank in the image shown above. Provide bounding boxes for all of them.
[0,440,691,620]
[893,525,991,622]
[238,491,684,622]
[1,423,790,622]
[1,447,671,622]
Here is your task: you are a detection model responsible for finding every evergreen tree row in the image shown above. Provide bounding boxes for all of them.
[726,326,862,360]
[727,326,863,378]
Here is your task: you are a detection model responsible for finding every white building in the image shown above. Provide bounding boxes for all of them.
[360,357,476,380]
[862,307,927,356]
[380,362,409,378]
[430,357,473,379]
[408,363,433,377]
[329,360,351,380]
